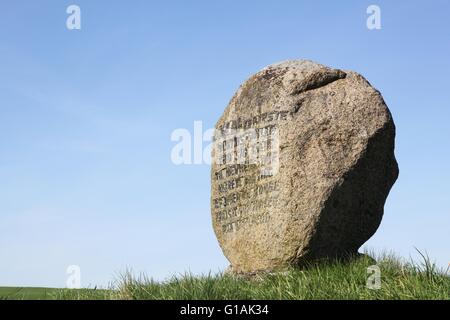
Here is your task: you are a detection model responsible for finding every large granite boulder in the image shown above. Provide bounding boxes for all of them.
[211,60,399,273]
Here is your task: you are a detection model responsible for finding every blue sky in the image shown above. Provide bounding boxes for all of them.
[0,1,449,287]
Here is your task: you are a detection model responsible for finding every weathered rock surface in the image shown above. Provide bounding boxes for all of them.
[211,60,399,274]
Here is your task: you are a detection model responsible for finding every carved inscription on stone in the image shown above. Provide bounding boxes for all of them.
[212,111,290,234]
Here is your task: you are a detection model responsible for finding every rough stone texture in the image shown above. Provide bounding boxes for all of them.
[211,60,399,274]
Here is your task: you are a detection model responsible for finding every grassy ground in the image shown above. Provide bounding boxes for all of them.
[2,252,449,300]
[0,287,55,300]
[0,287,110,300]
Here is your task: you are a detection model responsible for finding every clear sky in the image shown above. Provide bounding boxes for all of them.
[0,1,449,288]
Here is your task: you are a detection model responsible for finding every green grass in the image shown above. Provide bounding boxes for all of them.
[0,287,52,300]
[0,287,111,300]
[3,251,450,300]
[110,252,449,300]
